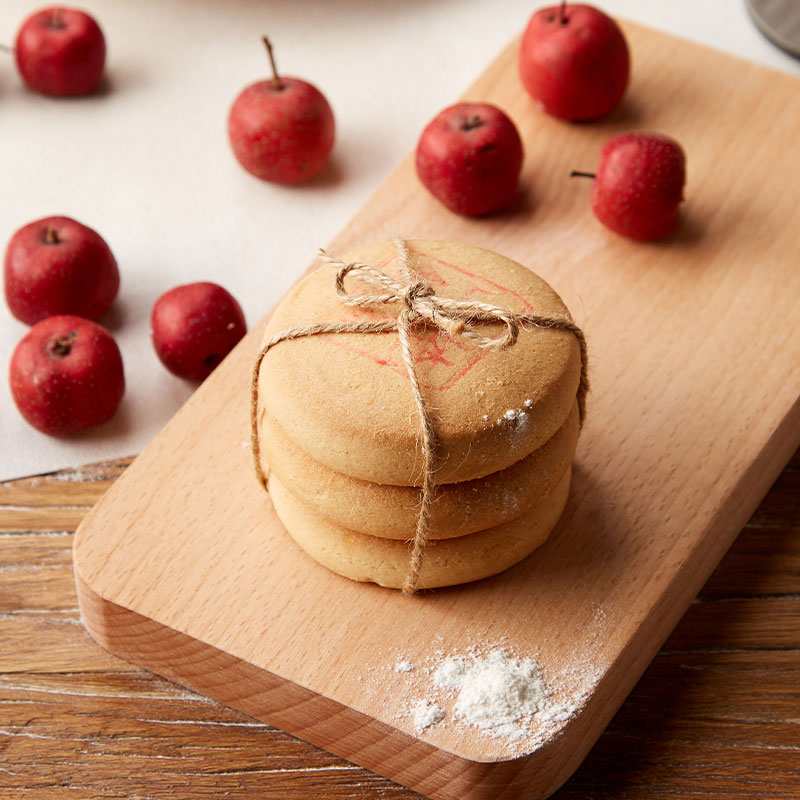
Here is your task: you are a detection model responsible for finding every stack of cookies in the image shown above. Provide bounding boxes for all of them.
[255,239,583,590]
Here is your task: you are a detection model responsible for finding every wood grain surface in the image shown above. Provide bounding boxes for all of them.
[1,452,797,798]
[5,19,800,799]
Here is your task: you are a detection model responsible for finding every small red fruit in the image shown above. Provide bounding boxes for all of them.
[573,131,686,241]
[228,37,335,184]
[151,282,247,382]
[4,216,120,325]
[15,7,106,97]
[10,315,124,436]
[415,102,524,216]
[518,3,629,121]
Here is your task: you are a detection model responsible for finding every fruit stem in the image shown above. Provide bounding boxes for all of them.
[570,170,596,179]
[461,115,483,131]
[559,0,568,24]
[45,227,60,245]
[262,36,283,91]
[51,8,65,29]
[48,331,76,359]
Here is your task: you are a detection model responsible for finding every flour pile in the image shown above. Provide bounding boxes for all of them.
[431,649,552,740]
[397,645,575,741]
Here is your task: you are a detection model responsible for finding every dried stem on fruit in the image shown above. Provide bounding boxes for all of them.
[47,331,76,358]
[262,36,283,91]
[461,115,484,131]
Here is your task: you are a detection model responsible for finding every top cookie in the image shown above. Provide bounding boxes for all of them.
[258,239,581,485]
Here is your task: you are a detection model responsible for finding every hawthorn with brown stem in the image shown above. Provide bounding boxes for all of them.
[415,102,524,216]
[4,216,120,326]
[10,315,125,436]
[518,3,630,121]
[14,6,106,96]
[573,132,687,241]
[227,37,335,184]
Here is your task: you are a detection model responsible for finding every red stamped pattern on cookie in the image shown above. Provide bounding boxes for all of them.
[327,250,535,392]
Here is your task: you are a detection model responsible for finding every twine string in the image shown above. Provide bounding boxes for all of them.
[250,238,588,594]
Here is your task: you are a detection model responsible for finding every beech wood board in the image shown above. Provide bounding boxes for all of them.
[73,22,800,800]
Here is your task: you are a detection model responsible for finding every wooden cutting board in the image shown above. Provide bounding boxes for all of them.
[73,21,800,800]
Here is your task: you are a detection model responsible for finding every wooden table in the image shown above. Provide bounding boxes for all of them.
[1,450,798,799]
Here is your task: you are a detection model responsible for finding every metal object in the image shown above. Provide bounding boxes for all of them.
[747,0,800,58]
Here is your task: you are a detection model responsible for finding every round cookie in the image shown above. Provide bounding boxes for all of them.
[268,468,572,590]
[259,402,579,539]
[258,239,581,485]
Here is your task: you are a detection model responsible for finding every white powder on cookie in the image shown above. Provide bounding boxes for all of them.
[496,407,530,441]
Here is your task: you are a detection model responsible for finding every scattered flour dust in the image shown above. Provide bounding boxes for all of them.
[394,637,601,747]
[410,699,445,733]
[432,649,550,740]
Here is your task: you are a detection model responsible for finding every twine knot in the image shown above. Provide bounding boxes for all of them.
[323,240,525,354]
[403,281,434,314]
[251,238,589,595]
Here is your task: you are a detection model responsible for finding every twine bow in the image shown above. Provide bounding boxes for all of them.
[251,238,588,594]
